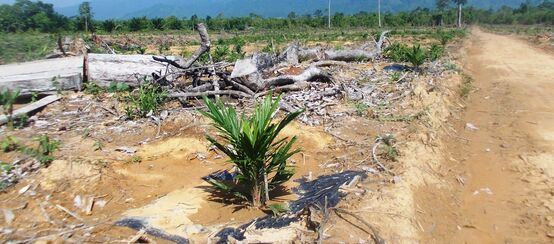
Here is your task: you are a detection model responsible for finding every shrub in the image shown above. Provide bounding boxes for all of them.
[36,135,59,157]
[125,83,167,119]
[200,95,302,208]
[406,44,427,69]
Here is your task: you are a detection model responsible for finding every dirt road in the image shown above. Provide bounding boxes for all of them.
[418,28,554,243]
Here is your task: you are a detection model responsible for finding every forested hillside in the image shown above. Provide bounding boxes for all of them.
[65,0,538,19]
[1,0,552,33]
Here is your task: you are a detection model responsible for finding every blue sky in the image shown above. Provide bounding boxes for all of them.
[0,0,82,7]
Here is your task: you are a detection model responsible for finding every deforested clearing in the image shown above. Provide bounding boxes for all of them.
[1,1,553,243]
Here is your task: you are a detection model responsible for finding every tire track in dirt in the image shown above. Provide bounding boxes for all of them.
[418,28,554,243]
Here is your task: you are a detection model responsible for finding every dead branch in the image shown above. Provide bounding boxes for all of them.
[183,23,212,69]
[152,56,185,69]
[263,66,332,89]
[310,60,349,67]
[255,82,309,98]
[169,89,252,99]
[375,30,391,52]
[333,208,385,244]
[372,137,393,174]
[228,79,255,95]
[298,30,391,62]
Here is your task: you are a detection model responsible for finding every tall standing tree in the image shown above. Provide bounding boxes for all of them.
[328,0,331,28]
[452,0,467,28]
[378,0,382,28]
[79,1,93,32]
[436,0,449,26]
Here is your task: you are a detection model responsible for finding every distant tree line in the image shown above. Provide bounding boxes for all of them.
[0,0,553,33]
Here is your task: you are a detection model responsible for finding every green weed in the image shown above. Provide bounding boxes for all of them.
[108,82,130,93]
[84,81,105,97]
[352,102,369,116]
[0,161,13,174]
[1,136,20,152]
[93,140,103,151]
[0,88,21,129]
[269,203,290,217]
[125,83,167,119]
[390,72,403,82]
[459,73,474,98]
[34,135,60,165]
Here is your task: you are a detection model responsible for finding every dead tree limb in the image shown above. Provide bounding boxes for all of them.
[169,89,251,99]
[183,23,212,69]
[152,56,185,69]
[297,30,391,62]
[333,208,386,244]
[228,79,255,95]
[374,30,391,52]
[263,66,332,89]
[372,137,394,175]
[255,82,309,98]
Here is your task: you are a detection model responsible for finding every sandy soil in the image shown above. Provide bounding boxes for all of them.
[417,28,554,243]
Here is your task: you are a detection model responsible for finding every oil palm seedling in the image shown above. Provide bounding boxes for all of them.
[200,95,303,208]
[406,44,427,70]
[125,83,167,119]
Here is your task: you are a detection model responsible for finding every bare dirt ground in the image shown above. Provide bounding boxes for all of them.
[417,28,554,243]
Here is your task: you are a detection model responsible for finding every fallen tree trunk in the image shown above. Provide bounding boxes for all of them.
[0,53,175,95]
[87,54,177,87]
[297,30,391,62]
[0,57,83,95]
[0,95,61,125]
[263,66,332,89]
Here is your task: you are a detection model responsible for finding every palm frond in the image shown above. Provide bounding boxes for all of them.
[204,177,249,201]
[200,94,302,207]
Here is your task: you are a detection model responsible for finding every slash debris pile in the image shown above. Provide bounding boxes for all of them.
[150,23,390,100]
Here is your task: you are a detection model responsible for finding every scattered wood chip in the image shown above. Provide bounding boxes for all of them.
[18,184,31,195]
[85,196,95,215]
[3,209,15,225]
[39,202,51,223]
[55,204,84,222]
[115,147,137,154]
